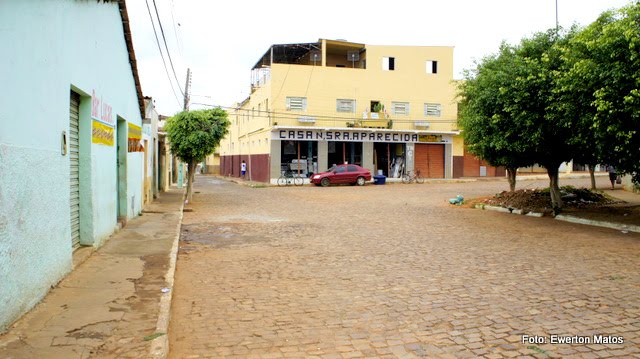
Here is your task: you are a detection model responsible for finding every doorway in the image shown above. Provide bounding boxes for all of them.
[328,141,362,168]
[116,118,127,222]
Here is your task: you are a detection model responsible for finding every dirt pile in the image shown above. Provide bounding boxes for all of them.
[472,186,640,227]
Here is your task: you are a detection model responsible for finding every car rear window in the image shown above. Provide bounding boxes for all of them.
[347,165,358,172]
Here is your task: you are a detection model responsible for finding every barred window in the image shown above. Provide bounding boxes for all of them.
[286,97,307,111]
[392,102,410,115]
[424,103,442,117]
[336,99,356,113]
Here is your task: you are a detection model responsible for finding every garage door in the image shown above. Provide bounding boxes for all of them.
[415,144,444,178]
[70,91,81,250]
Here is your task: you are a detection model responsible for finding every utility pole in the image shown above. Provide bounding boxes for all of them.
[183,68,191,111]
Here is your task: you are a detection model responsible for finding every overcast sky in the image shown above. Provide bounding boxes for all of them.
[126,0,632,116]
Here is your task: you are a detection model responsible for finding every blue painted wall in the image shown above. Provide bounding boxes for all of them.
[0,0,143,331]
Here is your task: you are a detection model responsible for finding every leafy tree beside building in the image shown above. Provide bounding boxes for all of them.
[459,0,640,209]
[165,108,230,202]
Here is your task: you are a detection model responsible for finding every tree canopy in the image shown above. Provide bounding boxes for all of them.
[578,4,640,182]
[165,107,230,201]
[457,43,536,191]
[458,1,640,209]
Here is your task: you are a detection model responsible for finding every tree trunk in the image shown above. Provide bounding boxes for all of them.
[588,164,596,190]
[547,166,563,212]
[186,161,196,203]
[506,167,517,192]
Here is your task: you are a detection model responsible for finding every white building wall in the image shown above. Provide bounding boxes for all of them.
[0,0,143,332]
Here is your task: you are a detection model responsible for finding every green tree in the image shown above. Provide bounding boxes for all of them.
[165,108,230,202]
[457,43,536,192]
[554,25,602,189]
[459,29,576,210]
[515,29,577,211]
[577,3,640,183]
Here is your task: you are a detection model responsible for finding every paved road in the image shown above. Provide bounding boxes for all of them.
[169,176,640,358]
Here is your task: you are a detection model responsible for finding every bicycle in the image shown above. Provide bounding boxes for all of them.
[277,170,304,187]
[402,170,425,184]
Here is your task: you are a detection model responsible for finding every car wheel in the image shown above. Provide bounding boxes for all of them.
[356,176,365,186]
[320,178,330,187]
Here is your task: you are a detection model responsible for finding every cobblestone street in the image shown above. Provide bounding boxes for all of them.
[168,176,640,358]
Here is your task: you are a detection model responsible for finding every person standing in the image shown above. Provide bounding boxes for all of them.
[607,165,617,190]
[241,160,247,179]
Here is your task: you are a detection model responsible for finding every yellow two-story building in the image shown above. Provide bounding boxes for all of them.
[219,39,502,183]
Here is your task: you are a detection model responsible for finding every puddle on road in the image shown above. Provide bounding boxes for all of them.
[180,224,273,249]
[213,214,285,223]
[203,178,227,185]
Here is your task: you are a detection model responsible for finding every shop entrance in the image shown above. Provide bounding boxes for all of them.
[328,141,362,168]
[415,144,445,178]
[281,140,317,177]
[373,143,406,178]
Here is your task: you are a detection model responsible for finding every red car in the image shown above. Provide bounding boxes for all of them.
[311,164,372,187]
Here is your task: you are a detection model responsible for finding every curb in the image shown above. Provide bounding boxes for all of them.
[475,204,638,233]
[476,204,545,217]
[149,190,186,358]
[555,214,640,233]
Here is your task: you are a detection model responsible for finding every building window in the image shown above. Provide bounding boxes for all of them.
[424,103,442,117]
[382,57,395,71]
[336,99,356,113]
[426,60,438,74]
[286,97,307,111]
[392,102,410,115]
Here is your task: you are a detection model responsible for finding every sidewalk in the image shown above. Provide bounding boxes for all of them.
[0,188,184,359]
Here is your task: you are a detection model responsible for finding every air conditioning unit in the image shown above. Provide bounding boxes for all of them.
[415,121,430,128]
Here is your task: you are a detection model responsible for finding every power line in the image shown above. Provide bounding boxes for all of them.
[144,0,181,107]
[189,102,457,124]
[168,0,183,57]
[152,0,184,95]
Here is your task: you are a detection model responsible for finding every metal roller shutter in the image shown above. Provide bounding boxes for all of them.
[70,91,81,250]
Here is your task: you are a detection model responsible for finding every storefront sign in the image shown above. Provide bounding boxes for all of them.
[128,123,144,152]
[273,129,451,143]
[418,134,442,143]
[274,129,418,143]
[92,119,114,146]
[91,89,114,126]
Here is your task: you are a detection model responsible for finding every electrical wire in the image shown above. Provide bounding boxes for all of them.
[189,102,457,124]
[152,0,184,96]
[144,0,182,107]
[168,0,183,57]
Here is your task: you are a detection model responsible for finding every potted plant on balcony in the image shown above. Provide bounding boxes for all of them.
[372,103,384,118]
